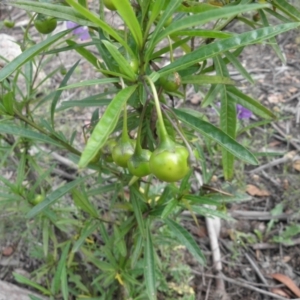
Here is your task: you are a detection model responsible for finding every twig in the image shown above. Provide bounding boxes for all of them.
[245,252,269,287]
[249,151,296,174]
[229,210,298,221]
[271,123,300,151]
[204,279,212,300]
[251,238,300,250]
[191,270,291,300]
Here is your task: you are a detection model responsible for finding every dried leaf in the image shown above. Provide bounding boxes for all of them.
[270,287,290,298]
[246,184,270,197]
[268,93,283,103]
[293,159,300,171]
[2,246,14,256]
[271,273,300,297]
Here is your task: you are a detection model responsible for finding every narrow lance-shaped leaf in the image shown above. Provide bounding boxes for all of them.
[214,55,236,180]
[65,0,133,56]
[11,0,94,25]
[52,242,71,294]
[146,0,182,62]
[272,0,300,21]
[181,74,234,85]
[227,86,275,119]
[144,225,157,300]
[158,23,300,77]
[66,40,99,68]
[26,176,88,218]
[259,9,286,64]
[112,0,143,49]
[58,78,119,91]
[173,109,258,165]
[0,29,71,82]
[51,60,80,128]
[78,85,137,168]
[165,218,206,265]
[153,4,268,45]
[102,40,137,81]
[0,124,64,148]
[224,50,254,84]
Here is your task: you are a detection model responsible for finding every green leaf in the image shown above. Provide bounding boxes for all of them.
[78,85,137,168]
[52,242,71,295]
[191,205,234,221]
[144,225,157,300]
[173,29,233,39]
[259,9,286,64]
[58,99,110,110]
[72,220,98,253]
[65,0,132,55]
[178,2,218,13]
[61,266,69,300]
[202,84,222,108]
[153,4,268,46]
[11,0,93,25]
[66,40,99,67]
[0,29,70,82]
[51,60,80,128]
[157,23,300,77]
[112,0,143,49]
[0,124,63,148]
[214,55,236,180]
[165,218,206,265]
[146,0,182,61]
[114,225,127,257]
[71,188,98,218]
[173,109,258,165]
[26,176,87,218]
[181,74,234,85]
[161,199,178,219]
[58,78,119,91]
[14,273,51,295]
[272,0,300,21]
[227,86,275,119]
[130,187,146,237]
[224,50,254,84]
[102,40,137,81]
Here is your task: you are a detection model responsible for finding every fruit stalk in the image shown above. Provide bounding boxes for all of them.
[145,76,169,143]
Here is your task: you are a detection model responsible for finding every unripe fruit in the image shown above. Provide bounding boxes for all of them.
[34,14,57,34]
[112,139,135,168]
[159,72,181,92]
[4,20,15,28]
[127,149,152,177]
[150,144,190,182]
[103,0,117,11]
[30,194,44,206]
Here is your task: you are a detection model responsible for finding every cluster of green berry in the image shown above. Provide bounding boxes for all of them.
[93,72,190,183]
[96,133,190,183]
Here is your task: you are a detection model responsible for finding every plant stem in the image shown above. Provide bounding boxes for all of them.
[145,76,168,141]
[13,109,81,156]
[161,105,196,163]
[167,36,174,63]
[134,99,149,155]
[121,102,130,143]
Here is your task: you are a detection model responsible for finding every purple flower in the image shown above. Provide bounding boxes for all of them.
[215,102,252,120]
[66,21,90,41]
[236,104,252,119]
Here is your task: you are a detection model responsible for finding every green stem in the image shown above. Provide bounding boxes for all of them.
[167,36,174,63]
[134,99,149,155]
[14,109,81,156]
[161,105,196,164]
[145,76,168,142]
[121,103,129,142]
